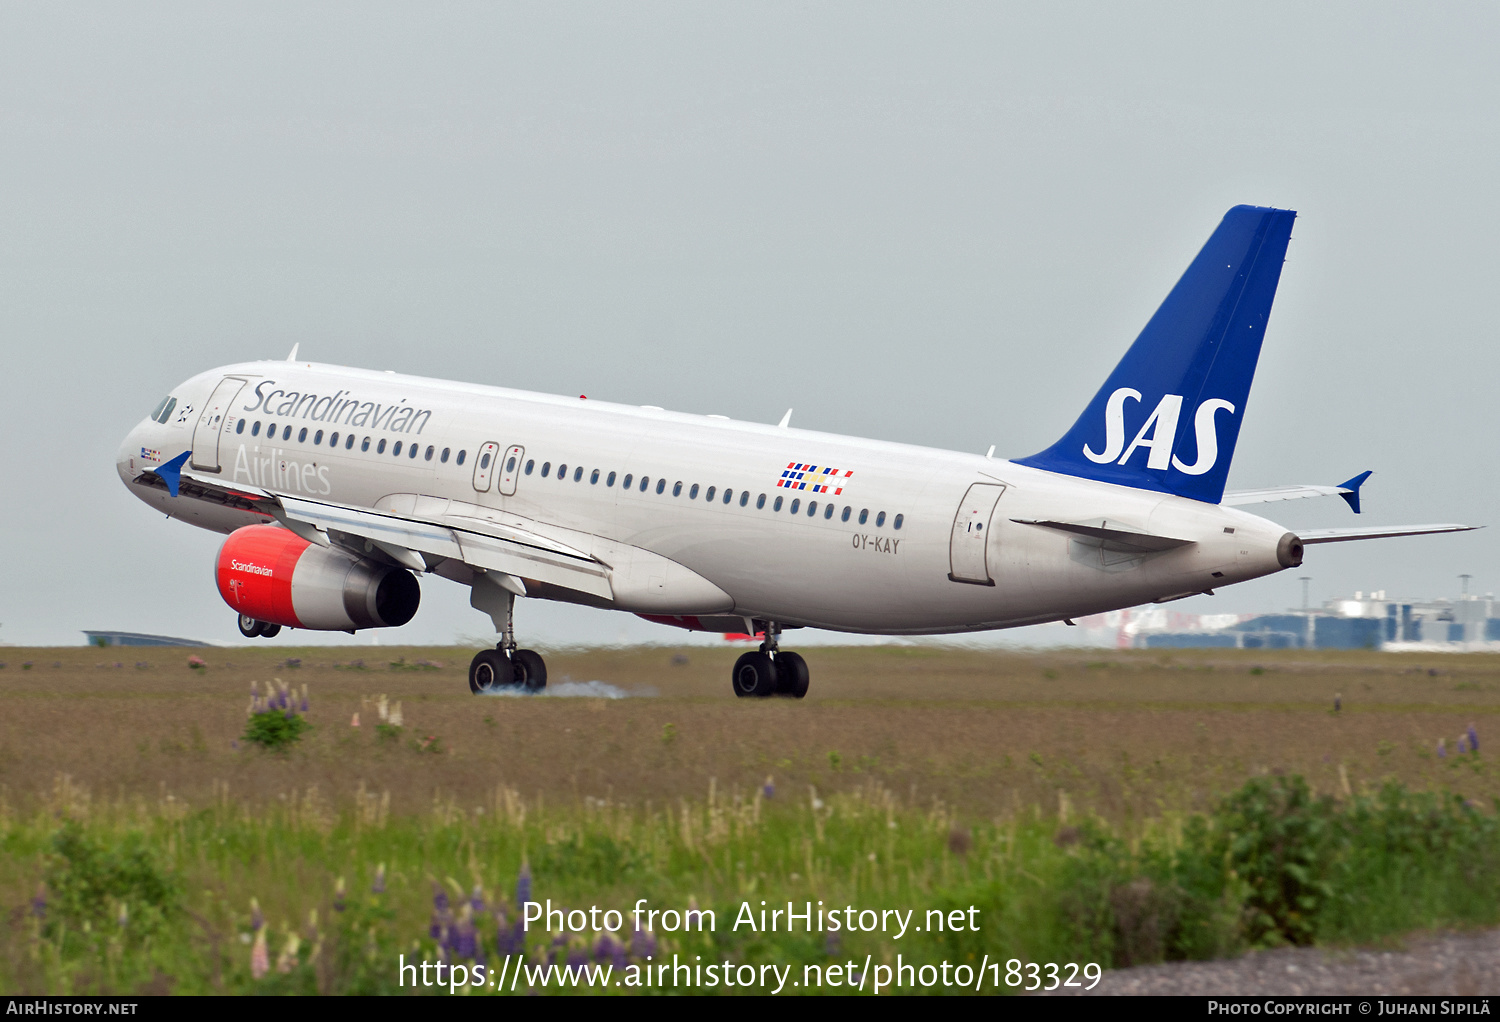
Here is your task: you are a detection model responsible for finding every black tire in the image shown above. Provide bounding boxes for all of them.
[238,614,262,638]
[469,649,507,694]
[260,623,281,638]
[776,651,810,699]
[513,649,547,692]
[732,651,779,698]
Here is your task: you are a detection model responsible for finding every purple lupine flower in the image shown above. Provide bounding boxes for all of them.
[493,906,513,955]
[763,779,775,798]
[567,945,588,969]
[516,864,532,908]
[30,885,45,918]
[470,884,485,914]
[452,909,478,959]
[631,926,656,960]
[300,695,309,713]
[433,883,450,913]
[1468,724,1480,753]
[251,899,264,932]
[1438,739,1448,759]
[1458,735,1470,754]
[594,933,614,964]
[610,938,628,972]
[825,928,841,957]
[372,864,386,895]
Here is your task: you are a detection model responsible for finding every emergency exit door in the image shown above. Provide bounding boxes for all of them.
[948,483,1006,585]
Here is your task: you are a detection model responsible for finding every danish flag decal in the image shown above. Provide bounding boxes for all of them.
[1015,205,1296,504]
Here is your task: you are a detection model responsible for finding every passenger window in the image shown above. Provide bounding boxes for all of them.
[591,470,600,484]
[480,452,492,469]
[790,498,800,514]
[774,496,783,511]
[858,509,868,525]
[705,486,716,502]
[457,450,466,465]
[656,479,665,494]
[268,422,277,437]
[425,445,434,461]
[622,474,633,489]
[298,428,308,443]
[393,441,403,456]
[739,492,749,507]
[362,437,371,452]
[377,439,387,454]
[723,489,733,504]
[346,435,355,450]
[689,484,699,499]
[574,466,583,482]
[825,503,835,519]
[640,476,649,492]
[409,444,419,459]
[557,463,567,479]
[251,421,261,437]
[808,501,818,517]
[841,506,851,522]
[606,471,616,487]
[235,419,245,434]
[441,448,450,463]
[894,514,904,530]
[507,457,517,473]
[313,429,323,444]
[282,426,292,440]
[330,432,339,447]
[756,494,765,509]
[525,460,534,475]
[673,481,682,496]
[876,511,886,527]
[541,462,551,478]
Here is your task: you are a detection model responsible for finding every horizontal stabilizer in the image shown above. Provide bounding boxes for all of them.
[1223,470,1371,513]
[1012,519,1193,552]
[1299,523,1478,545]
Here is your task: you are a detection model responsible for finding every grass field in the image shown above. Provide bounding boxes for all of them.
[1,643,1497,994]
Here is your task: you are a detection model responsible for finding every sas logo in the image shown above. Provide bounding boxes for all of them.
[140,447,162,463]
[1082,388,1235,476]
[778,463,852,494]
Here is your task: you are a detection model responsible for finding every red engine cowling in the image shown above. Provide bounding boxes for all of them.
[215,524,420,631]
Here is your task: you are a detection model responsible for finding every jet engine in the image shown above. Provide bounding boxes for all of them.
[215,524,420,631]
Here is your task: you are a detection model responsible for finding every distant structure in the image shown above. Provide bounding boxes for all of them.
[1076,589,1500,652]
[82,631,213,648]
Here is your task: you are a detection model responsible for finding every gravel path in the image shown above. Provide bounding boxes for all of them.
[1052,929,1500,995]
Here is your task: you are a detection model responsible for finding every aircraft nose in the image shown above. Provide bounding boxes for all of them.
[116,420,153,483]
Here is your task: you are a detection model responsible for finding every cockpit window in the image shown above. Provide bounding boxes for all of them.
[150,396,177,424]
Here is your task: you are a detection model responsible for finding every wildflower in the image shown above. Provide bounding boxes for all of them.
[333,877,346,912]
[516,864,532,908]
[251,898,265,932]
[470,884,486,914]
[825,928,841,957]
[452,905,478,959]
[1457,735,1469,754]
[1469,724,1480,753]
[351,713,360,728]
[30,884,45,919]
[762,775,775,799]
[276,932,301,973]
[567,944,588,969]
[631,925,656,960]
[188,655,206,670]
[250,928,270,979]
[1438,738,1447,758]
[372,863,386,895]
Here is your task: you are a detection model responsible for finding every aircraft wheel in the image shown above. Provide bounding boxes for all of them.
[775,651,810,699]
[469,649,507,694]
[732,651,778,699]
[513,649,548,693]
[238,614,261,638]
[260,623,281,638]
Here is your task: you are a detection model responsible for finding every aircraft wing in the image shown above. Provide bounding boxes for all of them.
[1222,471,1372,513]
[1298,524,1478,544]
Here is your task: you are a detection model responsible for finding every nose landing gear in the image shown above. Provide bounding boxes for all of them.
[466,586,547,694]
[731,622,808,699]
[237,614,281,639]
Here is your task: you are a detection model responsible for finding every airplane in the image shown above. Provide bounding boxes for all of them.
[116,205,1474,699]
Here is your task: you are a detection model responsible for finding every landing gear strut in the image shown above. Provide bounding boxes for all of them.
[237,614,281,639]
[467,587,547,694]
[731,621,808,699]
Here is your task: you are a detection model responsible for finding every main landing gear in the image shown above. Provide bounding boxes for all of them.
[731,623,808,699]
[238,614,281,639]
[467,588,547,695]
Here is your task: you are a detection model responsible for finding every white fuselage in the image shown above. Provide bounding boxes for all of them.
[117,361,1293,635]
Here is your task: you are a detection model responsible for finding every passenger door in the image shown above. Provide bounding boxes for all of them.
[948,483,1006,585]
[498,445,525,496]
[190,378,246,472]
[472,442,500,492]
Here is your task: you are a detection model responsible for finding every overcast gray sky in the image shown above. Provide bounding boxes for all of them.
[2,3,1495,648]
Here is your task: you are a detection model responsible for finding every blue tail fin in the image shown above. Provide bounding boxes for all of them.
[1014,205,1296,504]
